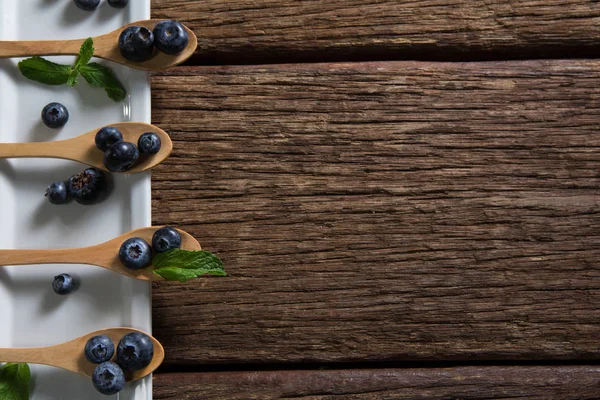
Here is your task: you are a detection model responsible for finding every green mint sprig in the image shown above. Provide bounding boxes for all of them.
[0,363,30,400]
[152,249,226,282]
[18,38,126,102]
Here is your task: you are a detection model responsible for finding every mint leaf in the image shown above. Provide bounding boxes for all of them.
[153,249,226,282]
[80,62,126,102]
[0,363,30,400]
[73,38,94,72]
[18,57,72,85]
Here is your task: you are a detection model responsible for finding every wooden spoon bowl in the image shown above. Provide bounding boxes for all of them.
[0,328,164,381]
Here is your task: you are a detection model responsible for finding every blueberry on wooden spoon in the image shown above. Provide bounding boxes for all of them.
[104,141,140,172]
[152,226,181,253]
[117,332,154,371]
[85,335,115,364]
[95,126,123,152]
[92,362,125,395]
[119,26,155,62]
[153,20,189,55]
[119,237,152,270]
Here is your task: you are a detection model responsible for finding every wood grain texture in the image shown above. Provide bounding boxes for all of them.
[151,0,600,63]
[151,60,600,365]
[154,366,600,399]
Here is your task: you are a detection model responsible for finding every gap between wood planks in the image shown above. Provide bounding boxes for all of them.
[155,359,600,375]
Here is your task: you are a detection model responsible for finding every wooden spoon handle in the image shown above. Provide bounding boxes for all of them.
[0,248,91,266]
[0,39,85,58]
[0,142,72,160]
[0,346,55,365]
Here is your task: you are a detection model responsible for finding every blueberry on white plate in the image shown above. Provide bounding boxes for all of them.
[67,168,106,205]
[52,274,76,295]
[41,102,69,129]
[45,181,68,205]
[107,0,128,8]
[73,0,100,11]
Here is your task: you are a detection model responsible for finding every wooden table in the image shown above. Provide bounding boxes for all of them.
[150,1,600,398]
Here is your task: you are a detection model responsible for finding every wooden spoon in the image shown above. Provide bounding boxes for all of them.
[0,328,164,381]
[0,227,201,281]
[0,122,172,173]
[0,20,197,71]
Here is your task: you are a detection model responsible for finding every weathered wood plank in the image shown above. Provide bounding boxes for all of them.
[154,366,600,399]
[151,61,600,364]
[151,0,600,63]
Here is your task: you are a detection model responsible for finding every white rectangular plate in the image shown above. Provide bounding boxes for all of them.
[0,1,152,399]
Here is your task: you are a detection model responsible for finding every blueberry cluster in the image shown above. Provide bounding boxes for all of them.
[119,20,189,63]
[119,226,181,270]
[45,167,107,205]
[73,0,128,12]
[85,332,154,395]
[95,126,162,172]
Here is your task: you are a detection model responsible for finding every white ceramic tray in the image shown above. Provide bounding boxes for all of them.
[0,1,152,399]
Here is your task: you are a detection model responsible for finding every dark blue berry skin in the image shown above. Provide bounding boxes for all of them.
[95,127,123,152]
[119,26,155,62]
[107,0,128,7]
[152,226,181,253]
[92,362,125,396]
[85,335,115,364]
[119,237,152,270]
[73,0,100,11]
[104,141,140,172]
[138,132,162,154]
[117,332,154,371]
[52,274,75,295]
[45,181,68,205]
[41,103,69,129]
[67,168,106,205]
[153,20,189,55]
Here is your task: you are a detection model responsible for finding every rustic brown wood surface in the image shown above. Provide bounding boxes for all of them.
[154,366,600,399]
[151,0,600,63]
[150,60,600,365]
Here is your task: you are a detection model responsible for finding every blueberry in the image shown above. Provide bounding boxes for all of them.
[73,0,100,11]
[107,0,128,8]
[67,167,106,205]
[152,226,181,253]
[104,141,140,172]
[92,362,125,396]
[41,103,69,129]
[45,181,68,205]
[85,335,115,364]
[52,274,75,295]
[153,20,189,55]
[119,237,152,270]
[119,26,155,62]
[117,332,154,371]
[138,132,162,154]
[95,127,123,152]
